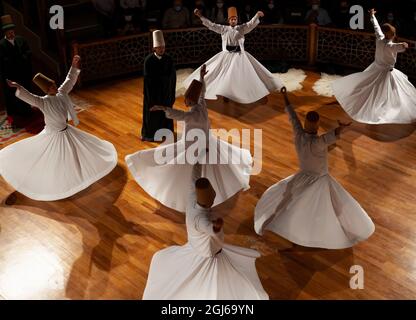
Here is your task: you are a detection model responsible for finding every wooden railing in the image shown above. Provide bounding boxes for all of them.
[73,24,416,85]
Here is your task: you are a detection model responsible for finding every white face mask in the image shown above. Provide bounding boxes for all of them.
[312,4,319,10]
[268,4,275,9]
[217,3,224,8]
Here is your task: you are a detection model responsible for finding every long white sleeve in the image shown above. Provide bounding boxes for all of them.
[58,67,81,94]
[15,87,45,110]
[240,14,260,35]
[285,104,303,137]
[201,16,226,34]
[370,15,385,41]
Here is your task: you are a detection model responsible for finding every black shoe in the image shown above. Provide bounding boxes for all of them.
[141,136,154,142]
[223,97,230,103]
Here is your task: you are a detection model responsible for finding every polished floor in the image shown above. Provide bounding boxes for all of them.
[1,71,416,299]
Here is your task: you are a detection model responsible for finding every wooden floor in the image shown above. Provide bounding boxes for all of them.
[1,71,416,300]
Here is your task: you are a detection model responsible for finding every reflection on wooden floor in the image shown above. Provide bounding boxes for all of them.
[1,71,416,299]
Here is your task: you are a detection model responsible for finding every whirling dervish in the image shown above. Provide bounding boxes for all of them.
[0,55,118,202]
[332,8,416,124]
[143,162,269,300]
[254,88,375,249]
[183,6,284,104]
[125,65,252,213]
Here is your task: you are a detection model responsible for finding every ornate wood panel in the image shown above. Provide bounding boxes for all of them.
[74,25,415,84]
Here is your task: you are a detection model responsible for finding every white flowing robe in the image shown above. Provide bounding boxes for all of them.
[0,67,118,201]
[143,164,269,300]
[332,15,416,124]
[125,80,252,212]
[254,104,375,249]
[183,14,284,104]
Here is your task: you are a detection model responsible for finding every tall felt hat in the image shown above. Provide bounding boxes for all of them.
[228,7,238,19]
[1,15,16,31]
[33,73,55,94]
[152,30,165,47]
[195,178,216,208]
[184,80,203,104]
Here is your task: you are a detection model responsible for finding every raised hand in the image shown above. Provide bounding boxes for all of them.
[369,8,376,16]
[72,55,81,69]
[6,79,20,89]
[200,64,208,79]
[194,8,202,18]
[403,42,409,49]
[257,11,265,18]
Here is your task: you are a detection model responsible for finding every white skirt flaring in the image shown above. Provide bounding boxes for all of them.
[142,243,269,300]
[125,136,252,213]
[332,63,416,124]
[184,51,283,104]
[0,126,118,201]
[254,173,375,249]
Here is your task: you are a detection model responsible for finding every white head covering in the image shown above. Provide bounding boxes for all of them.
[152,30,165,48]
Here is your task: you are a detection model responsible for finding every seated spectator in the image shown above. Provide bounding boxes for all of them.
[210,0,227,25]
[119,0,148,32]
[191,0,210,26]
[382,10,402,33]
[332,0,351,29]
[305,0,332,26]
[263,0,284,24]
[240,2,256,23]
[162,0,190,29]
[92,0,116,37]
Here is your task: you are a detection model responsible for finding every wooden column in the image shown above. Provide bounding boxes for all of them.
[308,23,318,66]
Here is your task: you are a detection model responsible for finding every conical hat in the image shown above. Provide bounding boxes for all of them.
[152,30,165,47]
[1,15,15,31]
[33,73,55,94]
[184,80,203,105]
[228,7,238,19]
[195,178,216,208]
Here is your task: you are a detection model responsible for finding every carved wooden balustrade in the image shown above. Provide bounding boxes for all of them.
[73,24,416,85]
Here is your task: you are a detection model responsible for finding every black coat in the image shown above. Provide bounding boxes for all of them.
[0,36,33,117]
[141,53,176,140]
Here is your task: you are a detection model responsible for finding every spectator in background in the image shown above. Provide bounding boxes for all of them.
[162,0,190,29]
[383,10,402,33]
[263,0,284,24]
[191,0,210,26]
[305,0,332,26]
[332,0,351,29]
[119,0,148,32]
[240,2,256,23]
[210,0,227,25]
[92,0,116,37]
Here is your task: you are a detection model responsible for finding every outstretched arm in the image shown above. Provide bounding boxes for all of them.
[195,9,226,34]
[151,105,194,121]
[369,9,384,41]
[281,87,303,136]
[240,11,263,35]
[390,42,409,53]
[58,55,81,94]
[7,80,44,109]
[198,64,208,106]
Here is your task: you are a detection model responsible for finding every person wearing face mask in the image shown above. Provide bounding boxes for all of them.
[184,7,284,104]
[210,0,228,25]
[332,9,416,124]
[305,0,332,26]
[383,11,401,33]
[263,0,284,24]
[333,0,350,29]
[240,2,256,23]
[162,0,190,29]
[142,162,268,300]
